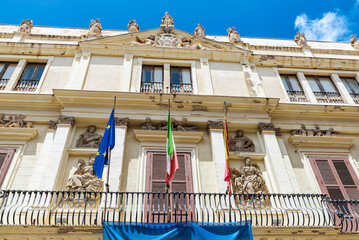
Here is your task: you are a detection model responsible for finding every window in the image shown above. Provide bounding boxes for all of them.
[140,65,163,93]
[341,77,359,104]
[280,74,307,102]
[14,63,46,91]
[306,75,343,103]
[145,151,193,222]
[309,156,359,200]
[170,67,192,94]
[0,63,16,90]
[0,150,15,187]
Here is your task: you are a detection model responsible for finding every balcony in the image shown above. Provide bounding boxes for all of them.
[170,83,193,94]
[0,190,358,233]
[14,79,40,91]
[313,91,344,104]
[286,90,308,102]
[0,78,9,90]
[350,93,359,104]
[140,82,163,93]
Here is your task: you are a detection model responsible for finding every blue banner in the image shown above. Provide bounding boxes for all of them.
[103,221,253,240]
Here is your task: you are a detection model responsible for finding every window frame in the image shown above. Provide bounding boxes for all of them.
[0,149,16,188]
[0,62,16,90]
[14,63,46,92]
[140,65,164,93]
[170,66,193,94]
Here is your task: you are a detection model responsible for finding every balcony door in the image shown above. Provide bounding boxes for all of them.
[0,149,16,187]
[145,151,194,223]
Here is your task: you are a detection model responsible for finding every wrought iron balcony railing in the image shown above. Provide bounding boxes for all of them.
[170,83,193,94]
[350,93,359,104]
[140,82,163,93]
[286,90,308,102]
[0,190,358,233]
[313,91,344,104]
[0,78,9,90]
[14,79,40,91]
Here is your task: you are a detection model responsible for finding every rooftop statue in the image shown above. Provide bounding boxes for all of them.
[18,20,33,34]
[160,12,174,33]
[128,20,140,33]
[76,125,102,148]
[350,34,359,50]
[228,130,255,152]
[88,18,102,38]
[227,27,241,43]
[294,32,308,47]
[194,24,205,37]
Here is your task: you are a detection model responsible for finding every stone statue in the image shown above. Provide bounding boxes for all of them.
[294,32,308,47]
[2,115,26,128]
[141,117,156,130]
[178,37,205,49]
[227,27,241,43]
[207,120,223,130]
[157,120,168,131]
[230,157,268,194]
[48,120,58,130]
[313,125,323,136]
[76,125,102,148]
[291,124,336,137]
[161,12,174,32]
[128,35,157,47]
[173,118,197,131]
[0,114,5,127]
[58,115,75,127]
[88,18,102,37]
[115,117,129,127]
[229,130,255,152]
[325,127,336,136]
[128,20,140,33]
[194,24,205,37]
[18,20,33,34]
[66,157,103,192]
[350,35,359,50]
[299,124,307,136]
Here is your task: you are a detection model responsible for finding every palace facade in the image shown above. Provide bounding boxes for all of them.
[0,13,359,239]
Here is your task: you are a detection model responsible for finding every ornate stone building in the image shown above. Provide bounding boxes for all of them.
[0,14,359,239]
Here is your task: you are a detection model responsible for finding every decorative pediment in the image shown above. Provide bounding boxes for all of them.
[80,28,251,53]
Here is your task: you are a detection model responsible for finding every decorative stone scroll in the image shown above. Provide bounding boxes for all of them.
[66,156,103,192]
[350,35,359,50]
[17,20,33,34]
[291,124,337,137]
[230,157,268,194]
[207,120,223,130]
[48,120,58,130]
[258,122,281,136]
[294,32,308,47]
[0,114,32,128]
[76,125,102,148]
[194,24,205,37]
[87,18,102,38]
[128,20,139,33]
[58,115,75,127]
[229,130,255,152]
[227,27,241,43]
[115,117,129,127]
[140,117,197,131]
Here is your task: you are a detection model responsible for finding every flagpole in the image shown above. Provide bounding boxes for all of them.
[104,96,116,221]
[224,101,232,222]
[166,98,170,194]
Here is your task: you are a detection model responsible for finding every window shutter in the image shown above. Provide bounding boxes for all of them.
[0,149,16,187]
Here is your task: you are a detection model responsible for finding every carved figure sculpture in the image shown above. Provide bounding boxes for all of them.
[299,124,307,136]
[313,125,323,136]
[208,120,223,130]
[161,12,174,33]
[173,118,197,131]
[66,157,103,192]
[291,124,336,137]
[0,114,5,127]
[227,27,241,43]
[157,120,168,131]
[229,130,255,152]
[231,157,268,194]
[194,24,205,37]
[350,35,359,50]
[294,32,308,47]
[129,35,157,47]
[48,120,58,130]
[141,117,156,130]
[76,125,102,148]
[325,127,335,136]
[18,20,33,34]
[128,20,140,33]
[58,115,75,127]
[88,18,102,37]
[2,115,25,128]
[115,117,129,126]
[178,37,205,49]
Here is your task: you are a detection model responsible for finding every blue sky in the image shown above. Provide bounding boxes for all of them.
[1,0,359,42]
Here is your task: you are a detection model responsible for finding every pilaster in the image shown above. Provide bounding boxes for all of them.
[200,58,214,95]
[4,59,27,91]
[331,74,355,104]
[297,72,317,103]
[163,63,170,93]
[64,51,91,90]
[119,54,133,92]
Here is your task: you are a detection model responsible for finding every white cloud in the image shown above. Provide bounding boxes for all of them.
[294,12,349,41]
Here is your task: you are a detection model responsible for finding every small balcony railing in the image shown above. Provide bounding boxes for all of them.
[141,82,163,93]
[328,199,359,232]
[0,78,9,90]
[313,91,344,104]
[171,83,193,94]
[14,79,39,91]
[286,90,308,102]
[350,93,359,104]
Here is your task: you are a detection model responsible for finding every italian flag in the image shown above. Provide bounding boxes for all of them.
[166,106,179,185]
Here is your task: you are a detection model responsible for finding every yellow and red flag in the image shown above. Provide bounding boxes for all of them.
[224,115,232,195]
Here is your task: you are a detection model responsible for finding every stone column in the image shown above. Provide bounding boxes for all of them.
[4,59,27,91]
[331,74,355,104]
[64,51,91,90]
[108,118,128,191]
[208,121,226,193]
[39,116,75,190]
[200,58,214,94]
[119,54,133,92]
[259,123,300,193]
[29,121,57,190]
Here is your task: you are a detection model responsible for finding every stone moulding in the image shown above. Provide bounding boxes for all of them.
[229,152,266,161]
[67,148,98,156]
[288,135,355,149]
[133,129,203,144]
[0,127,37,141]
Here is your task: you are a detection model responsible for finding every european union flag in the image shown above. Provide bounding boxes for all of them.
[93,109,115,178]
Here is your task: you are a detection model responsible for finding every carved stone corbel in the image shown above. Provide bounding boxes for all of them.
[207,120,223,131]
[58,115,75,127]
[115,117,129,127]
[48,120,58,130]
[258,122,281,136]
